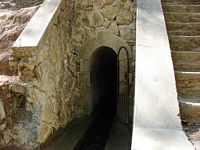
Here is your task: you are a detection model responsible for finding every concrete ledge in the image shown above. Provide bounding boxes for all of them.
[105,119,131,150]
[12,0,62,48]
[132,128,194,150]
[133,0,194,149]
[45,117,91,150]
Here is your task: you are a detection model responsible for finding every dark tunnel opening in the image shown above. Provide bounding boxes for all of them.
[74,46,118,150]
[91,46,118,117]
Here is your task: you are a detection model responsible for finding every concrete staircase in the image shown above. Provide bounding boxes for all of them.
[162,0,200,123]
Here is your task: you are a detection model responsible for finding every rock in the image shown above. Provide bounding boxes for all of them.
[95,26,107,32]
[102,0,114,6]
[38,123,53,143]
[76,0,93,10]
[101,0,123,20]
[101,5,119,20]
[130,4,136,13]
[116,9,133,25]
[119,24,135,41]
[0,123,6,131]
[94,0,114,8]
[0,102,5,123]
[88,10,104,27]
[108,22,119,35]
[112,0,123,7]
[11,84,26,94]
[41,100,59,124]
[124,0,132,10]
[103,18,110,28]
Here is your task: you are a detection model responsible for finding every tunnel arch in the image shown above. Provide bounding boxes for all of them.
[79,31,132,115]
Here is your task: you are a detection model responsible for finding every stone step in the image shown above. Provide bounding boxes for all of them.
[166,22,200,36]
[164,13,200,23]
[179,99,200,124]
[168,30,200,36]
[166,22,200,31]
[162,0,200,5]
[175,71,200,97]
[169,35,200,51]
[172,51,200,71]
[163,5,200,13]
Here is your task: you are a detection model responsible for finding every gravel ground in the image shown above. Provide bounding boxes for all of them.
[183,121,200,150]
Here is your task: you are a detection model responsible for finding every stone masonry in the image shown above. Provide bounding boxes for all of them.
[0,0,136,149]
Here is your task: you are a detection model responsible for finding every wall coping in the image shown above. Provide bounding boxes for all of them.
[12,0,62,48]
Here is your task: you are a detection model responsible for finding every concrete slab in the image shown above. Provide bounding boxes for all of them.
[132,0,194,149]
[132,128,194,150]
[105,118,131,150]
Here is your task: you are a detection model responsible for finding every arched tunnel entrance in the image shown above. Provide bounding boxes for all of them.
[75,47,118,150]
[75,44,132,150]
[90,46,117,117]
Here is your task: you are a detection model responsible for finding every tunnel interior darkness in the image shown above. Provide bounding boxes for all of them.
[90,46,118,116]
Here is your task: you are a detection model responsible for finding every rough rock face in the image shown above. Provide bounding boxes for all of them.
[0,2,41,149]
[0,6,39,75]
[0,76,38,149]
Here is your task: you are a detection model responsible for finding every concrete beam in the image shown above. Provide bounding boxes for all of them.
[132,0,194,149]
[12,0,62,48]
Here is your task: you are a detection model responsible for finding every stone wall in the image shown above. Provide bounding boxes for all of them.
[72,0,136,120]
[0,0,136,149]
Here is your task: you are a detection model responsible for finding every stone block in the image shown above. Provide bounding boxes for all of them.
[80,59,90,72]
[108,22,119,36]
[119,24,135,42]
[101,2,122,20]
[0,102,5,123]
[88,10,104,27]
[11,84,26,95]
[116,9,133,25]
[79,72,90,84]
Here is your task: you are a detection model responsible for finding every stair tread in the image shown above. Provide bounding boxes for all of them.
[164,12,200,23]
[162,0,200,5]
[167,22,200,25]
[163,4,200,6]
[166,22,200,32]
[175,71,200,78]
[172,51,200,54]
[172,51,200,71]
[176,71,200,74]
[168,31,200,36]
[163,5,200,13]
[169,35,200,38]
[179,99,200,104]
[165,12,200,14]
